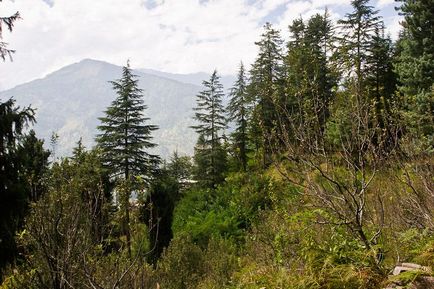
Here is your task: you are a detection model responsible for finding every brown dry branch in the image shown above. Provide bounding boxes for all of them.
[270,88,390,267]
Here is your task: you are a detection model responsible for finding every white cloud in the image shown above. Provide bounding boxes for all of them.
[384,15,403,39]
[0,0,401,90]
[376,0,395,8]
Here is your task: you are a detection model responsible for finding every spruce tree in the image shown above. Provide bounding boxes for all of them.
[17,130,51,202]
[395,0,434,146]
[167,151,193,184]
[249,22,284,166]
[365,24,398,150]
[334,0,387,161]
[0,1,20,61]
[227,62,250,171]
[285,13,336,149]
[97,62,159,180]
[338,0,381,107]
[96,61,159,257]
[339,1,399,153]
[191,70,227,187]
[305,13,336,136]
[0,98,35,273]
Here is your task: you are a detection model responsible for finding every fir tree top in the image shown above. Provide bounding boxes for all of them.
[97,62,159,180]
[191,69,226,144]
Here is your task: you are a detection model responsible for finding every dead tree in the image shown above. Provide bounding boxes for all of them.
[271,89,389,267]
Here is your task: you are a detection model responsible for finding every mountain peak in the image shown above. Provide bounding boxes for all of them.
[0,59,201,159]
[46,58,121,80]
[77,58,117,66]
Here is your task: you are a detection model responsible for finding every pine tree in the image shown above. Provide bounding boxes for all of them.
[167,151,193,184]
[0,98,35,273]
[249,22,284,166]
[191,70,227,187]
[285,13,336,149]
[338,1,399,153]
[227,62,250,171]
[332,0,387,161]
[305,13,336,136]
[0,1,20,61]
[365,24,398,150]
[338,0,381,107]
[17,130,51,201]
[97,62,159,180]
[395,0,434,147]
[96,61,159,257]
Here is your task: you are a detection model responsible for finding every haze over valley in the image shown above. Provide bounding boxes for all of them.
[0,59,235,158]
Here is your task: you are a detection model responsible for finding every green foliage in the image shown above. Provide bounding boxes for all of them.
[395,0,434,94]
[191,70,228,187]
[416,239,434,270]
[227,62,251,171]
[0,149,157,288]
[96,61,160,257]
[172,187,242,246]
[33,192,88,268]
[388,270,430,286]
[141,167,179,263]
[191,70,226,143]
[0,98,38,274]
[172,172,275,246]
[157,236,205,289]
[17,130,51,201]
[197,237,238,288]
[96,61,159,181]
[248,22,285,166]
[166,151,193,183]
[284,13,337,147]
[12,163,96,288]
[235,206,384,289]
[157,236,238,289]
[3,2,434,288]
[395,0,434,147]
[193,134,228,188]
[338,0,381,82]
[394,228,434,267]
[130,222,150,258]
[0,3,20,61]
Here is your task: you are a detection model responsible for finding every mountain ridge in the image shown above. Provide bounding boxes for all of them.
[1,59,230,158]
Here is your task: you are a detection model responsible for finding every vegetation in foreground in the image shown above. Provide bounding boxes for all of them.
[1,0,433,288]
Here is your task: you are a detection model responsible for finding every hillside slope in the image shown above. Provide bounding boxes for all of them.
[0,59,203,158]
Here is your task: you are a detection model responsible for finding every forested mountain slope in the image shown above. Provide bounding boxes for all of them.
[0,59,202,157]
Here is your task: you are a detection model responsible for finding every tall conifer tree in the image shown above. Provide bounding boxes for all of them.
[96,61,159,257]
[97,62,159,180]
[0,0,20,61]
[334,0,386,159]
[227,62,250,171]
[285,13,336,149]
[395,0,434,146]
[338,0,381,107]
[0,98,35,272]
[249,22,284,166]
[191,70,227,187]
[365,24,398,150]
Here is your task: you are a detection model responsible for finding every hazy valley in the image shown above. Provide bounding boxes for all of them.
[1,59,235,158]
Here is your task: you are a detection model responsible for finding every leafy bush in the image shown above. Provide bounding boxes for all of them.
[157,236,237,289]
[157,235,205,289]
[172,172,275,246]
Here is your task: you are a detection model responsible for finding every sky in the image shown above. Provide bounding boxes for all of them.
[0,0,402,90]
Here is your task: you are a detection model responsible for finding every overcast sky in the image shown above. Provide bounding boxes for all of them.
[0,0,401,90]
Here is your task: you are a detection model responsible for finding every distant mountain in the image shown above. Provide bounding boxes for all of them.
[0,59,205,158]
[139,68,236,90]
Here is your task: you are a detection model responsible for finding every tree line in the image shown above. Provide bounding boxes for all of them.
[0,0,433,287]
